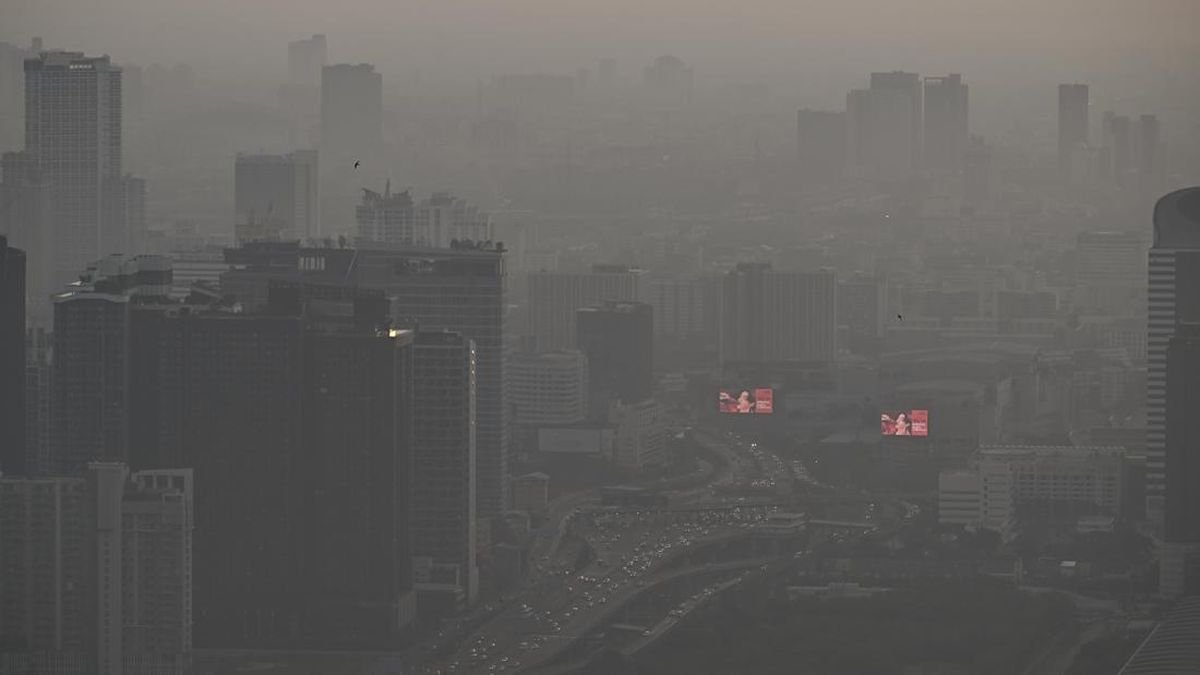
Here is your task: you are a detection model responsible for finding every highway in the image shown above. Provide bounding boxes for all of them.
[413,429,798,675]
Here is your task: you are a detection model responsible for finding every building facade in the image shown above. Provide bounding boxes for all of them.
[234,150,319,241]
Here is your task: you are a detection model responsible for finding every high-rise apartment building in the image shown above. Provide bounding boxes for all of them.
[923,74,968,174]
[234,150,319,241]
[411,330,478,607]
[644,277,719,339]
[527,265,646,352]
[0,462,192,671]
[1147,188,1200,526]
[719,263,837,365]
[509,349,588,427]
[356,187,492,248]
[0,235,24,475]
[576,301,654,421]
[25,52,143,287]
[222,241,508,517]
[1058,84,1089,176]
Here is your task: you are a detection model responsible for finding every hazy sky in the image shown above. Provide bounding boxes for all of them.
[3,0,1197,115]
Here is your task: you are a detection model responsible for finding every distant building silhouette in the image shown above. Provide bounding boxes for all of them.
[1058,83,1089,178]
[923,74,968,174]
[288,34,326,87]
[234,150,319,241]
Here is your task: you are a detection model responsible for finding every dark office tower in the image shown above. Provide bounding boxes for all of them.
[222,241,509,517]
[1162,323,1200,597]
[411,331,478,610]
[24,52,134,287]
[1147,187,1200,528]
[288,34,326,86]
[138,285,415,648]
[1165,323,1200,543]
[796,109,846,183]
[52,255,173,475]
[923,74,969,174]
[234,151,320,241]
[0,235,25,475]
[577,301,653,421]
[298,294,416,643]
[719,263,837,365]
[24,328,52,476]
[866,71,922,179]
[321,63,382,167]
[1058,83,1089,176]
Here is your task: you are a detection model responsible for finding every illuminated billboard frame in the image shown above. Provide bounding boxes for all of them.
[718,388,774,415]
[881,409,928,437]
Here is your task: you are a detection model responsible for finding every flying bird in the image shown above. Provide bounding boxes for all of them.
[897,314,903,320]
[354,160,361,169]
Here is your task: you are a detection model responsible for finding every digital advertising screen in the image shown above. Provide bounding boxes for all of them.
[881,409,928,437]
[718,388,774,415]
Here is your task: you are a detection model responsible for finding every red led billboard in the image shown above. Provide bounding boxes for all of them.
[881,409,928,437]
[718,388,774,415]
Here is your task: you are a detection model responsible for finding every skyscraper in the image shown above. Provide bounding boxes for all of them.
[131,282,415,647]
[1058,83,1089,176]
[288,34,326,86]
[923,74,968,174]
[321,63,382,166]
[52,254,173,474]
[1162,322,1200,597]
[0,235,24,475]
[24,52,141,287]
[576,301,653,421]
[0,40,35,153]
[411,330,478,607]
[222,241,509,518]
[234,150,320,241]
[867,71,922,179]
[527,265,646,352]
[1146,187,1200,526]
[719,263,837,365]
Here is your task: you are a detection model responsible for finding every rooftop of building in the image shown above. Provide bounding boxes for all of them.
[1152,187,1200,249]
[976,444,1128,459]
[1119,597,1200,675]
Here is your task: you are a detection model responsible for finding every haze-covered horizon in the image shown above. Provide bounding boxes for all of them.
[4,0,1198,88]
